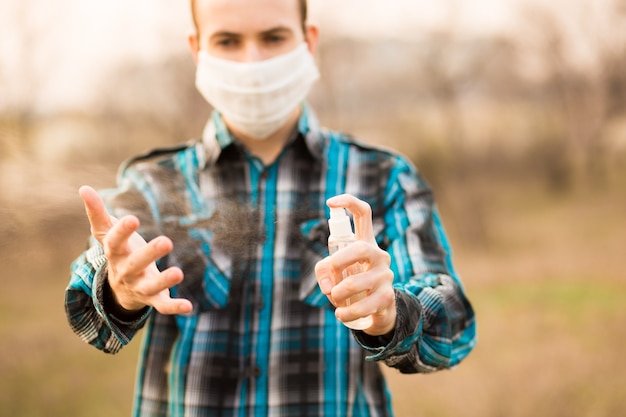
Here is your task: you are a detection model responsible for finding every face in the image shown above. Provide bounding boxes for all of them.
[189,0,318,63]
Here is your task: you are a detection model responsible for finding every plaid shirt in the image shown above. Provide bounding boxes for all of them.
[66,105,476,417]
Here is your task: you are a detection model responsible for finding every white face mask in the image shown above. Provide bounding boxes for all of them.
[195,43,320,140]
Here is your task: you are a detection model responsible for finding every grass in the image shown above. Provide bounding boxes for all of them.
[386,279,626,417]
[1,170,625,416]
[385,173,626,417]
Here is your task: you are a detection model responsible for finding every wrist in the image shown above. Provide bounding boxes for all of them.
[103,278,146,321]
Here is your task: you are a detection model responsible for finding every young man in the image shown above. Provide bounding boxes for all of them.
[65,0,477,416]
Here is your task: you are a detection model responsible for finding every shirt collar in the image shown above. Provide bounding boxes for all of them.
[200,103,325,169]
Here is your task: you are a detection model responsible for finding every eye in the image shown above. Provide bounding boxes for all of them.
[215,37,239,49]
[263,34,286,45]
[263,31,287,45]
[217,39,237,48]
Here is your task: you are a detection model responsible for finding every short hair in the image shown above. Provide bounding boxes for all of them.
[190,0,308,35]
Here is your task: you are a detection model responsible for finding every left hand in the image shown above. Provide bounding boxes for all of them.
[314,194,396,336]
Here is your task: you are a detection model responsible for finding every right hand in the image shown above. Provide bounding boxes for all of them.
[79,185,193,316]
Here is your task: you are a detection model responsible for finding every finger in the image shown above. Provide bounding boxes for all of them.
[335,277,395,324]
[79,185,114,241]
[152,295,194,315]
[104,215,142,257]
[150,290,194,315]
[134,266,184,297]
[364,284,397,335]
[330,268,373,303]
[326,240,376,273]
[121,235,172,276]
[327,194,375,242]
[333,284,375,324]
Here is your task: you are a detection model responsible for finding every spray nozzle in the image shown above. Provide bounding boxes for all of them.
[329,207,347,221]
[328,207,354,237]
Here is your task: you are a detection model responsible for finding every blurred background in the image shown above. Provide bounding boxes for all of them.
[1,0,625,416]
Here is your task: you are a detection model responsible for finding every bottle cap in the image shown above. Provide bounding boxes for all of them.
[328,207,354,237]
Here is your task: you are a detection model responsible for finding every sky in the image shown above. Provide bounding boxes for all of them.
[311,0,523,38]
[0,0,546,113]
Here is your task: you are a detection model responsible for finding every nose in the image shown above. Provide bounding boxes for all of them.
[241,42,263,62]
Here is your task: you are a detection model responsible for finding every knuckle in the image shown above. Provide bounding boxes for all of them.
[330,287,344,303]
[114,259,128,274]
[132,282,149,298]
[351,241,369,257]
[125,256,139,273]
[346,305,360,318]
[342,276,359,293]
[117,262,139,283]
[382,288,395,305]
[361,201,372,216]
[383,267,394,283]
[103,243,115,260]
[382,250,391,266]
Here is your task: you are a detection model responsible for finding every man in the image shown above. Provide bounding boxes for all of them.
[65,0,477,416]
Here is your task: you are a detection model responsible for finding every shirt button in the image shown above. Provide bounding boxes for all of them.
[260,170,269,180]
[253,366,262,378]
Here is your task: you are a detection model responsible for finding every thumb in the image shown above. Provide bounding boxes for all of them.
[79,185,114,243]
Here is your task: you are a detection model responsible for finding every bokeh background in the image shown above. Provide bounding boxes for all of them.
[1,0,625,416]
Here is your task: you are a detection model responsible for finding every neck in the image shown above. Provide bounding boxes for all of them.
[226,107,301,166]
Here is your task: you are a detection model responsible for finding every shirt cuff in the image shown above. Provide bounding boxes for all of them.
[352,289,423,361]
[91,259,152,344]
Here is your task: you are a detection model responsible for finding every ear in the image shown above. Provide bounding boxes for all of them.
[188,31,201,64]
[304,24,319,56]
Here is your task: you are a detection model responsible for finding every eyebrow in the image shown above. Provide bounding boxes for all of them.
[260,26,293,36]
[209,31,240,40]
[209,25,294,40]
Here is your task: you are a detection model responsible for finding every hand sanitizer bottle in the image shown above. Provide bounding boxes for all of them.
[327,207,373,330]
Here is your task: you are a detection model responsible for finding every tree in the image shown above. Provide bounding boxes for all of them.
[517,0,626,188]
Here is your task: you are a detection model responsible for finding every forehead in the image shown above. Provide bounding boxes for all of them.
[194,0,301,35]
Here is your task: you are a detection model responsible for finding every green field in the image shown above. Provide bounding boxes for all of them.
[1,174,624,417]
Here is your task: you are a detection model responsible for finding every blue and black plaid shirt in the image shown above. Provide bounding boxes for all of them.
[66,105,476,417]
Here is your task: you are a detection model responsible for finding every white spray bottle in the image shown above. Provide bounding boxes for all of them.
[327,207,373,330]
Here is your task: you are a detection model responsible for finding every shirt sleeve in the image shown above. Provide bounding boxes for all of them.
[353,156,477,373]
